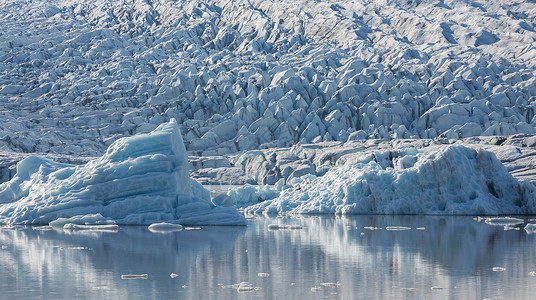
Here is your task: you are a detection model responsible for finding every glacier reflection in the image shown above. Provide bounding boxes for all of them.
[1,216,536,299]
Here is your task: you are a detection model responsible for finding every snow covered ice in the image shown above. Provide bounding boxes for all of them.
[0,119,246,225]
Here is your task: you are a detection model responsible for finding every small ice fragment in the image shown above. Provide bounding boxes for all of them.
[524,223,536,233]
[67,247,90,250]
[416,227,426,230]
[290,283,295,286]
[360,232,364,235]
[148,223,183,232]
[268,224,287,230]
[237,282,254,292]
[430,286,444,290]
[121,274,148,279]
[401,287,418,291]
[346,226,352,230]
[182,285,188,289]
[33,226,52,231]
[504,226,520,231]
[311,286,322,292]
[528,271,536,276]
[364,226,380,230]
[170,273,179,278]
[92,286,110,290]
[254,287,262,291]
[64,224,119,231]
[492,267,506,272]
[1,245,7,249]
[485,217,524,226]
[184,227,201,230]
[320,282,340,288]
[257,272,270,277]
[287,225,303,229]
[386,226,411,231]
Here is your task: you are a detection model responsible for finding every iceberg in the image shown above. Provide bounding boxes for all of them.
[245,146,536,215]
[0,119,246,226]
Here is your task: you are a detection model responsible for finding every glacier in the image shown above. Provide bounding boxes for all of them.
[244,146,536,215]
[0,119,246,225]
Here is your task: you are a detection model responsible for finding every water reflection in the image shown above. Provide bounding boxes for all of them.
[1,216,536,299]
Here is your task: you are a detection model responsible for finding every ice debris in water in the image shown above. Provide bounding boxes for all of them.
[268,224,303,230]
[492,267,506,272]
[257,273,270,278]
[121,274,148,279]
[0,119,246,226]
[235,282,256,292]
[246,146,536,215]
[148,223,183,232]
[485,217,524,226]
[170,273,179,279]
[528,272,536,277]
[386,226,411,231]
[524,223,536,233]
[63,224,119,231]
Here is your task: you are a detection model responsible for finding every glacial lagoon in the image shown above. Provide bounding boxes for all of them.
[1,215,536,299]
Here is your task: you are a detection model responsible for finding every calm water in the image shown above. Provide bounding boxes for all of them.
[1,215,536,299]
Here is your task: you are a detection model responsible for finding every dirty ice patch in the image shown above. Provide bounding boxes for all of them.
[0,119,246,225]
[246,146,536,215]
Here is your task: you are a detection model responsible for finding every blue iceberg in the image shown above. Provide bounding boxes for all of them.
[0,119,246,225]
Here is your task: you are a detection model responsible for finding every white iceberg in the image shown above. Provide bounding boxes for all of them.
[246,146,536,215]
[0,119,246,226]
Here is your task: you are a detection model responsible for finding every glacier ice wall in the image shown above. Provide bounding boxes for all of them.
[245,146,536,215]
[0,119,246,225]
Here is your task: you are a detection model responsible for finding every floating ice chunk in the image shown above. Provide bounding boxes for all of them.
[492,267,506,272]
[320,282,340,288]
[63,223,119,231]
[524,223,536,233]
[385,226,411,231]
[257,272,270,277]
[49,214,116,228]
[529,271,536,277]
[0,120,246,226]
[485,217,524,226]
[287,225,303,230]
[430,286,444,290]
[504,226,520,231]
[364,226,381,230]
[170,273,179,278]
[121,274,148,279]
[1,245,6,249]
[148,223,183,232]
[236,282,254,292]
[184,227,201,230]
[311,286,322,292]
[268,224,286,230]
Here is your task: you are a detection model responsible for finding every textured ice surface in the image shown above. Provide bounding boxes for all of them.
[0,0,535,157]
[0,119,246,225]
[245,146,536,215]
